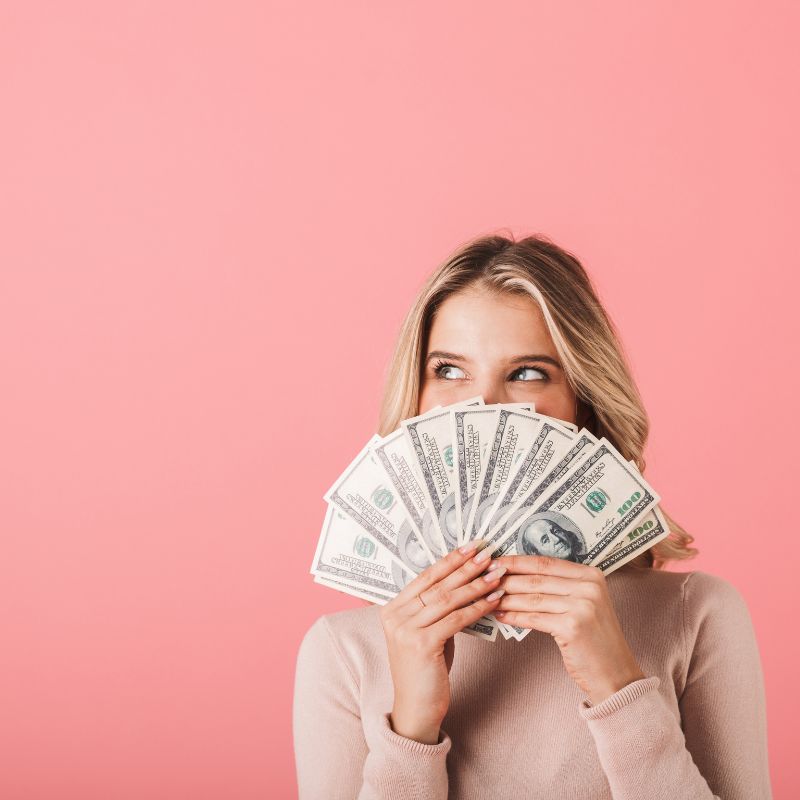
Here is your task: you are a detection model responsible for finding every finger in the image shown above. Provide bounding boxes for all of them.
[493,609,564,634]
[426,589,506,643]
[394,543,498,624]
[500,574,606,607]
[413,565,508,626]
[437,544,501,592]
[496,592,572,614]
[493,554,603,581]
[499,574,576,597]
[391,539,488,611]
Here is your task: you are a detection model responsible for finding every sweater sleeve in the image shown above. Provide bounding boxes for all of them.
[293,615,451,800]
[679,572,771,798]
[578,572,771,800]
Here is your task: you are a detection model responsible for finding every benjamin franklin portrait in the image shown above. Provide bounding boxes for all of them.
[515,511,588,563]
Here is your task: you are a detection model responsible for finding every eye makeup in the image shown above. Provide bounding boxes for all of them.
[431,359,550,383]
[509,365,549,382]
[431,358,466,380]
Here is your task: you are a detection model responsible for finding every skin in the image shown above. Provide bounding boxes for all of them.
[380,286,645,745]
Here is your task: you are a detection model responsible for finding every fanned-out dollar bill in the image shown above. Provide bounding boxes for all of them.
[401,397,483,556]
[312,398,671,644]
[324,436,434,576]
[311,505,410,597]
[314,574,393,605]
[464,407,541,542]
[451,406,501,546]
[591,505,670,573]
[370,429,442,563]
[490,438,660,563]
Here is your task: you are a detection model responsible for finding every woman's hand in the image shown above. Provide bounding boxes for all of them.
[379,541,507,744]
[493,555,645,705]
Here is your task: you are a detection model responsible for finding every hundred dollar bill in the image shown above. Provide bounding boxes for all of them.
[451,406,501,546]
[495,621,516,640]
[482,429,599,551]
[501,622,532,642]
[484,402,576,434]
[314,575,393,605]
[490,438,661,565]
[482,419,580,544]
[464,408,544,542]
[324,436,434,576]
[591,505,671,574]
[310,504,411,597]
[463,616,499,641]
[371,429,442,562]
[402,398,483,555]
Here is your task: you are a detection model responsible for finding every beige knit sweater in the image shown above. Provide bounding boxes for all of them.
[293,567,771,799]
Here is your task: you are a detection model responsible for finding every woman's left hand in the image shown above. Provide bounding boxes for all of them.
[493,555,645,705]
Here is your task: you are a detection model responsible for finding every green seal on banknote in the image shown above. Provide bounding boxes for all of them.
[371,486,394,510]
[585,489,608,512]
[443,444,453,468]
[353,536,377,559]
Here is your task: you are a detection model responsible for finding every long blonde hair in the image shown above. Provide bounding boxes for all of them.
[378,232,696,568]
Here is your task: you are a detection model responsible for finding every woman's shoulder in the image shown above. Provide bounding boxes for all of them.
[610,564,742,596]
[305,603,384,640]
[298,605,385,673]
[610,565,753,632]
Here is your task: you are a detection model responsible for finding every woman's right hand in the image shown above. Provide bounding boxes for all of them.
[378,541,507,745]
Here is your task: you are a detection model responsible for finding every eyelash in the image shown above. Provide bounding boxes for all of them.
[432,359,550,382]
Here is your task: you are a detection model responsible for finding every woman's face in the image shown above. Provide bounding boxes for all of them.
[418,287,578,424]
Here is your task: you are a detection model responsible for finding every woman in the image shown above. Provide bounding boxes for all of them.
[293,234,771,799]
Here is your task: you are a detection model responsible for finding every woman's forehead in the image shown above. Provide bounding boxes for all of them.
[427,290,556,360]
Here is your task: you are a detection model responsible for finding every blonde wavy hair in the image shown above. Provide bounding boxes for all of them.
[378,232,696,569]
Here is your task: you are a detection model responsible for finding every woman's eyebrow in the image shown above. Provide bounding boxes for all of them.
[426,350,468,362]
[426,351,562,369]
[509,354,562,369]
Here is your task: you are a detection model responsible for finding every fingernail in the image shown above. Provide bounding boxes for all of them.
[486,560,502,572]
[486,589,505,602]
[459,539,482,555]
[484,566,507,582]
[494,609,506,618]
[473,547,492,564]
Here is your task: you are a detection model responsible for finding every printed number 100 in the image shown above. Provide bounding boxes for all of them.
[617,491,642,515]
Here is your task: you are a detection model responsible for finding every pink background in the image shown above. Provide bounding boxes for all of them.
[1,2,797,798]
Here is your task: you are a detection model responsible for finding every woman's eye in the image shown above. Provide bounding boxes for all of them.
[511,366,547,381]
[437,364,466,380]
